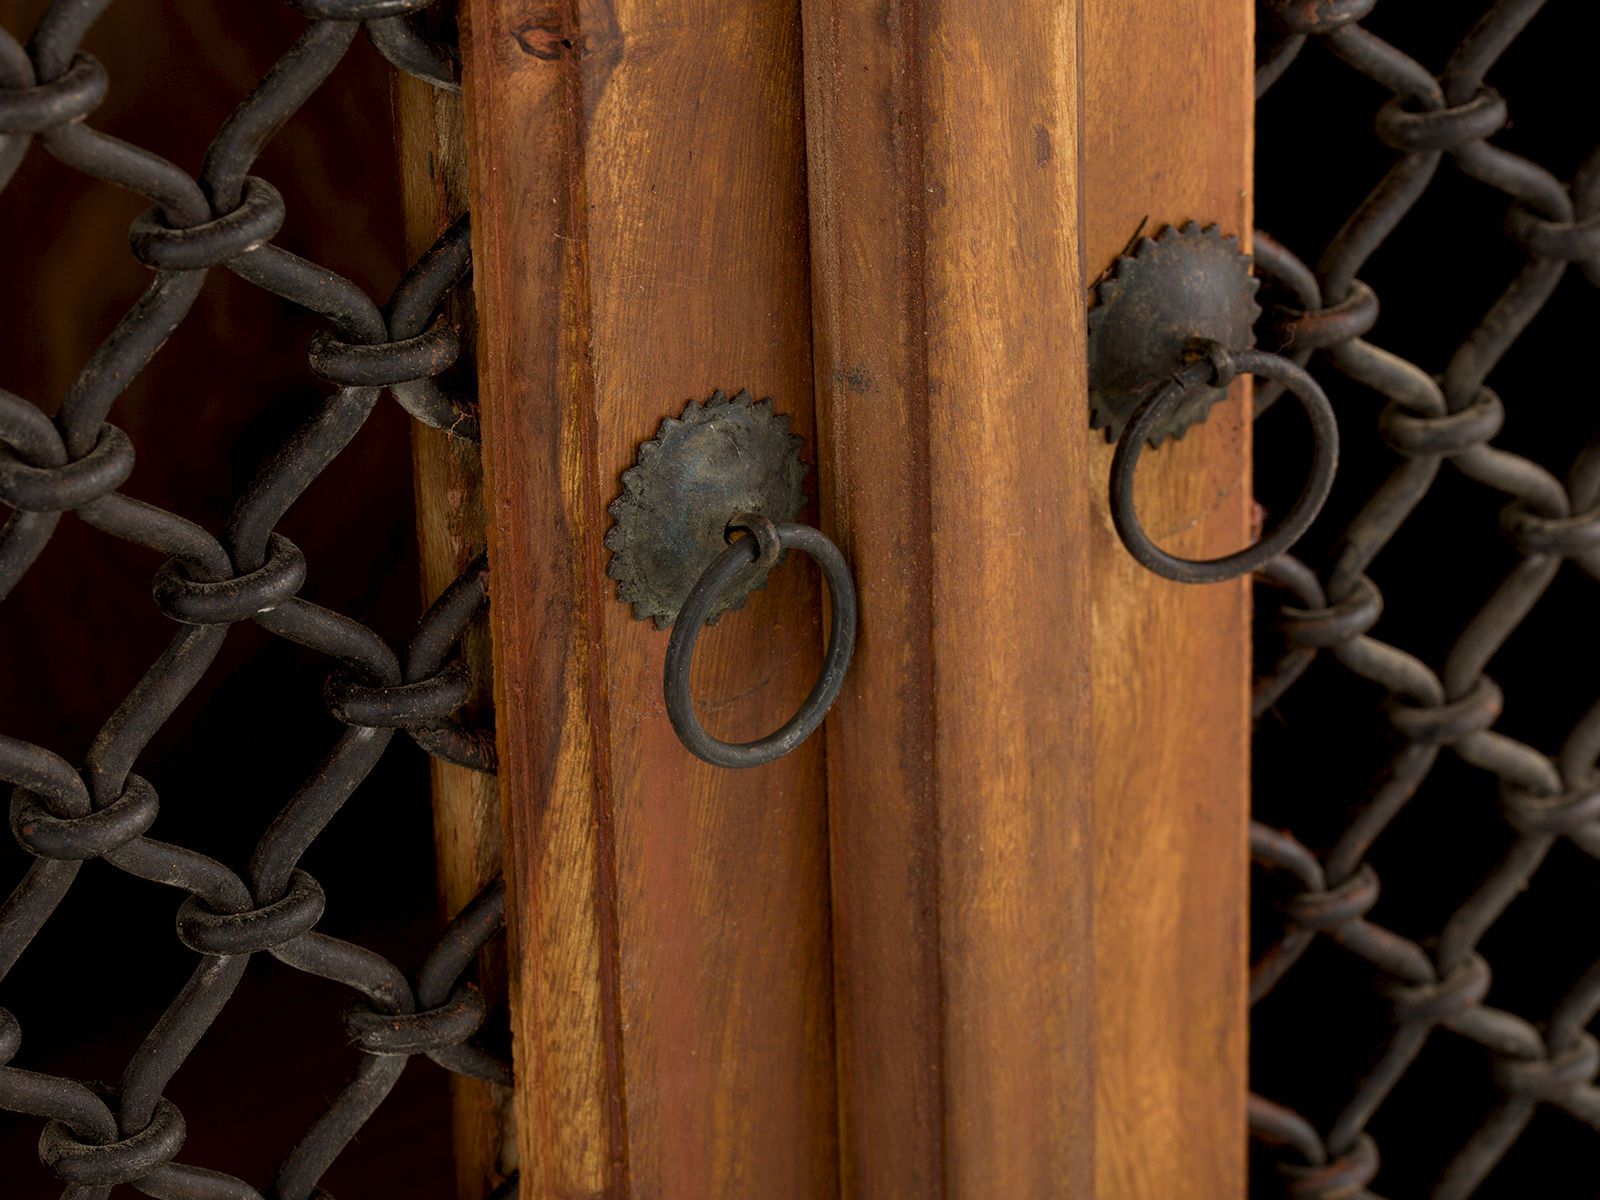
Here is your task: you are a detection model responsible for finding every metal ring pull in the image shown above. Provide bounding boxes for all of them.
[664,513,857,768]
[1109,341,1339,584]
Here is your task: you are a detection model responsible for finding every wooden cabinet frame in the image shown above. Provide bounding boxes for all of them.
[411,1,1253,1195]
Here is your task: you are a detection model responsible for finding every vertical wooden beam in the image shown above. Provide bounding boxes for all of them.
[396,70,514,1200]
[1081,3,1253,1197]
[458,1,835,1196]
[801,2,1095,1196]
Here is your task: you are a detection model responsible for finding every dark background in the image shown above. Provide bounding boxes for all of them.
[1252,4,1600,1198]
[0,2,451,1195]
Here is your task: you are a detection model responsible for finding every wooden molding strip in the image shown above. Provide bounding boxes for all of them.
[458,1,837,1194]
[801,1,1097,1195]
[396,67,515,1200]
[1082,2,1253,1196]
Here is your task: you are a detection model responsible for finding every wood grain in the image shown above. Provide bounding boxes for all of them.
[395,69,516,1200]
[458,1,836,1195]
[1082,3,1253,1197]
[800,2,1095,1196]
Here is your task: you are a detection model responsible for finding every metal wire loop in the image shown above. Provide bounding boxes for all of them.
[10,775,160,861]
[38,1094,186,1186]
[344,985,487,1055]
[127,176,286,271]
[0,52,106,133]
[0,2,509,1192]
[1250,10,1600,1189]
[663,515,856,769]
[307,321,460,387]
[174,869,327,957]
[1109,342,1339,584]
[0,421,133,512]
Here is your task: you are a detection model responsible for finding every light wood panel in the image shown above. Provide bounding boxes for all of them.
[458,1,835,1195]
[395,69,515,1200]
[800,1,1096,1196]
[1082,3,1253,1197]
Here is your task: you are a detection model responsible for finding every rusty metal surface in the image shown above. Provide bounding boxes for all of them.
[0,3,512,1197]
[1251,2,1600,1196]
[1088,222,1260,445]
[606,389,807,628]
[1088,223,1337,583]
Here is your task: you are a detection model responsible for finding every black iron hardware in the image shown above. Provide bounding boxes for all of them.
[1110,340,1338,584]
[1088,222,1260,445]
[1090,222,1340,583]
[608,392,856,768]
[607,390,808,627]
[0,2,512,1197]
[664,514,857,769]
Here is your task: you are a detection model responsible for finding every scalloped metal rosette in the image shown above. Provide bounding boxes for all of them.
[1088,222,1260,446]
[606,389,808,628]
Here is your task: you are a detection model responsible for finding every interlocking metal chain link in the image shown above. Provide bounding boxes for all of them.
[1252,1,1600,1196]
[0,2,512,1196]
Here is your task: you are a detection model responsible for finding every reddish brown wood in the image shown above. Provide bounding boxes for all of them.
[460,0,1253,1193]
[801,1,1096,1196]
[458,0,835,1195]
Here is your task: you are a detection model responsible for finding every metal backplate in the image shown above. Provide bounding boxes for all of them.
[606,389,807,628]
[1088,222,1259,445]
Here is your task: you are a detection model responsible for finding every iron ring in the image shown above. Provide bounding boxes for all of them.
[664,514,856,768]
[1110,344,1338,584]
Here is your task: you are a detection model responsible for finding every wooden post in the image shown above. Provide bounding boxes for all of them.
[457,1,836,1196]
[1081,3,1253,1197]
[396,71,515,1200]
[800,2,1096,1197]
[459,0,1253,1193]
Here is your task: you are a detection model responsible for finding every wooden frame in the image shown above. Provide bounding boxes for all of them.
[801,1,1094,1194]
[457,1,834,1194]
[1080,4,1252,1196]
[421,0,1254,1194]
[397,68,513,1200]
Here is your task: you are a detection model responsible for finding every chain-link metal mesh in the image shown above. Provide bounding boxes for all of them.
[1251,1,1600,1196]
[0,3,510,1196]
